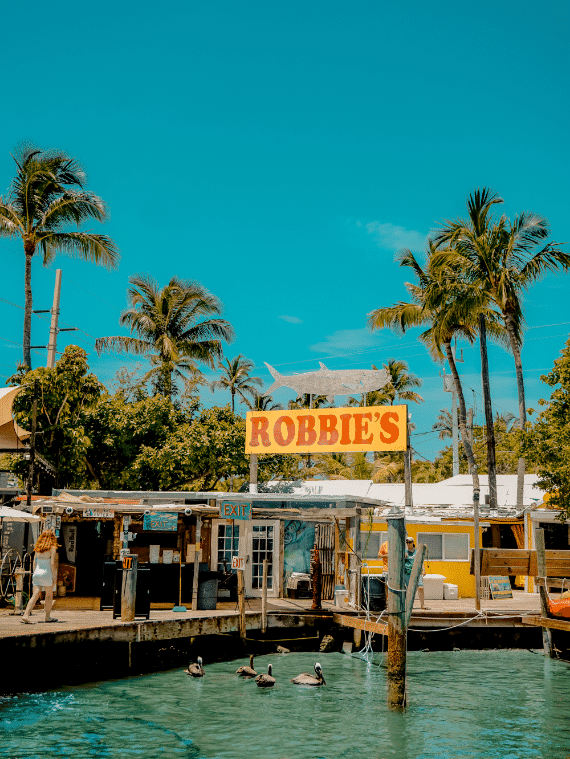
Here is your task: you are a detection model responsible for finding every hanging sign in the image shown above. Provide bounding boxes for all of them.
[62,524,77,563]
[231,556,245,570]
[143,512,178,531]
[220,501,252,520]
[83,508,114,518]
[245,405,407,454]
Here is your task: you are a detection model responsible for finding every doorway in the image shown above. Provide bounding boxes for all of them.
[211,519,280,597]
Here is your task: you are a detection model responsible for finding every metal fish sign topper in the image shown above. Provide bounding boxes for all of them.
[262,363,390,402]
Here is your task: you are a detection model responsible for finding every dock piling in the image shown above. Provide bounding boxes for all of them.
[387,510,406,709]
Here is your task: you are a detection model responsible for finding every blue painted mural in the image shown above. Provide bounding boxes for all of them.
[283,520,315,577]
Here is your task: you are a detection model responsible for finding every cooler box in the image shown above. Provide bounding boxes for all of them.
[423,574,446,600]
[443,582,459,600]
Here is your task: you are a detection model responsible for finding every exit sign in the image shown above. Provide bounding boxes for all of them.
[220,501,252,520]
[232,556,245,570]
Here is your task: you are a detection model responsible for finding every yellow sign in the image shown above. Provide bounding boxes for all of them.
[245,405,407,454]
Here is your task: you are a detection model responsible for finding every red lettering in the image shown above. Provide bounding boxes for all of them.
[249,417,271,447]
[273,416,295,446]
[379,411,400,444]
[318,415,339,446]
[353,412,373,445]
[297,415,317,446]
[339,413,352,445]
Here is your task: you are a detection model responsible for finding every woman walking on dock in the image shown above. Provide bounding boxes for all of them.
[21,530,60,624]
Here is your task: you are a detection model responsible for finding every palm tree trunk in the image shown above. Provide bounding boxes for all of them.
[478,314,497,508]
[23,243,34,369]
[444,340,479,493]
[231,388,235,413]
[504,312,526,510]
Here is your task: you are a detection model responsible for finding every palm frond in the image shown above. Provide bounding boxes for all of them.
[38,231,119,268]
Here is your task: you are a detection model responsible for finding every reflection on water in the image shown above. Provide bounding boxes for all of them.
[2,650,570,759]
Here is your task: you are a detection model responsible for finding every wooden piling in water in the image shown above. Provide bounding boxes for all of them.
[387,511,406,709]
[237,569,246,642]
[261,559,268,633]
[535,528,553,657]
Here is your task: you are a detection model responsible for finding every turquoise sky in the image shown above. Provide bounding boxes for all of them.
[1,0,569,461]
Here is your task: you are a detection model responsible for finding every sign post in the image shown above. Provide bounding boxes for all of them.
[121,554,138,622]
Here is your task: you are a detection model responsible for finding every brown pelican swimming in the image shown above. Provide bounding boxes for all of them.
[236,654,257,678]
[255,664,275,688]
[291,662,326,686]
[184,656,205,677]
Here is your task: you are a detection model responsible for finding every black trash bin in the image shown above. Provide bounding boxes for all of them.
[361,574,386,612]
[197,572,219,610]
[112,562,151,619]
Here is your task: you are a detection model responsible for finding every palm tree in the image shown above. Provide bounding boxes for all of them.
[433,409,454,440]
[0,144,119,368]
[245,392,283,411]
[367,246,505,494]
[432,187,570,507]
[380,359,423,404]
[96,274,234,399]
[211,355,262,412]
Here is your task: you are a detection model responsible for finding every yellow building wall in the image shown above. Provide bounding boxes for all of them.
[360,521,480,598]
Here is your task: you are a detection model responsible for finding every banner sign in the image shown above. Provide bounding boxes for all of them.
[245,405,407,454]
[143,512,178,531]
[62,524,77,563]
[220,501,252,521]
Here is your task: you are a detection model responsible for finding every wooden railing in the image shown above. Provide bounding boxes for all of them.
[470,548,570,577]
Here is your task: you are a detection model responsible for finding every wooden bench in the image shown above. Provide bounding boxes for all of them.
[470,548,570,578]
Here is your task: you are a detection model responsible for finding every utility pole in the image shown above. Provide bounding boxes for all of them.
[47,269,62,369]
[33,269,77,368]
[26,383,38,508]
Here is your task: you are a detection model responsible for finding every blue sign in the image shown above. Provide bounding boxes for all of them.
[143,512,178,531]
[220,501,252,521]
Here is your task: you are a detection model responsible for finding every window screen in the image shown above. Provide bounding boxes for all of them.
[418,533,443,560]
[361,530,387,559]
[444,533,469,560]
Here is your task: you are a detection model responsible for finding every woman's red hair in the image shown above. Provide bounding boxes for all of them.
[34,530,59,553]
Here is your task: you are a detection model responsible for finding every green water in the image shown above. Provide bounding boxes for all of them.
[2,650,570,759]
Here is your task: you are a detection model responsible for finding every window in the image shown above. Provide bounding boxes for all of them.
[417,532,469,561]
[360,530,387,559]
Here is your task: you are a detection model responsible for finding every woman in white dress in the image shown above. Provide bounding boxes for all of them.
[21,529,59,623]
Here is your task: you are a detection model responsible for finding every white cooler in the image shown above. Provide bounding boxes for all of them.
[423,574,446,600]
[443,582,459,600]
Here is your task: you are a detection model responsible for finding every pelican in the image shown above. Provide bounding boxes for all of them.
[236,654,257,678]
[255,664,275,688]
[184,656,205,677]
[291,662,326,686]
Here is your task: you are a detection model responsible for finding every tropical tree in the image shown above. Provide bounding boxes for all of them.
[211,355,262,412]
[96,274,234,399]
[287,394,329,410]
[367,246,506,495]
[432,187,570,508]
[433,408,455,440]
[0,144,119,368]
[245,392,283,411]
[377,359,423,404]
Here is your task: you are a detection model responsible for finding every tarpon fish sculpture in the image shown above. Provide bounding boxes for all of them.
[263,362,390,402]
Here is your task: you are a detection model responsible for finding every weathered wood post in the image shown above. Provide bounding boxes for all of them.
[121,555,138,622]
[387,509,406,709]
[237,568,247,642]
[261,558,268,633]
[191,515,202,612]
[249,454,258,494]
[14,568,25,615]
[473,489,481,611]
[311,547,322,611]
[535,528,553,657]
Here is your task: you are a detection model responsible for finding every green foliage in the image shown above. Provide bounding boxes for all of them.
[7,346,104,488]
[524,337,570,518]
[127,405,296,491]
[433,415,529,477]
